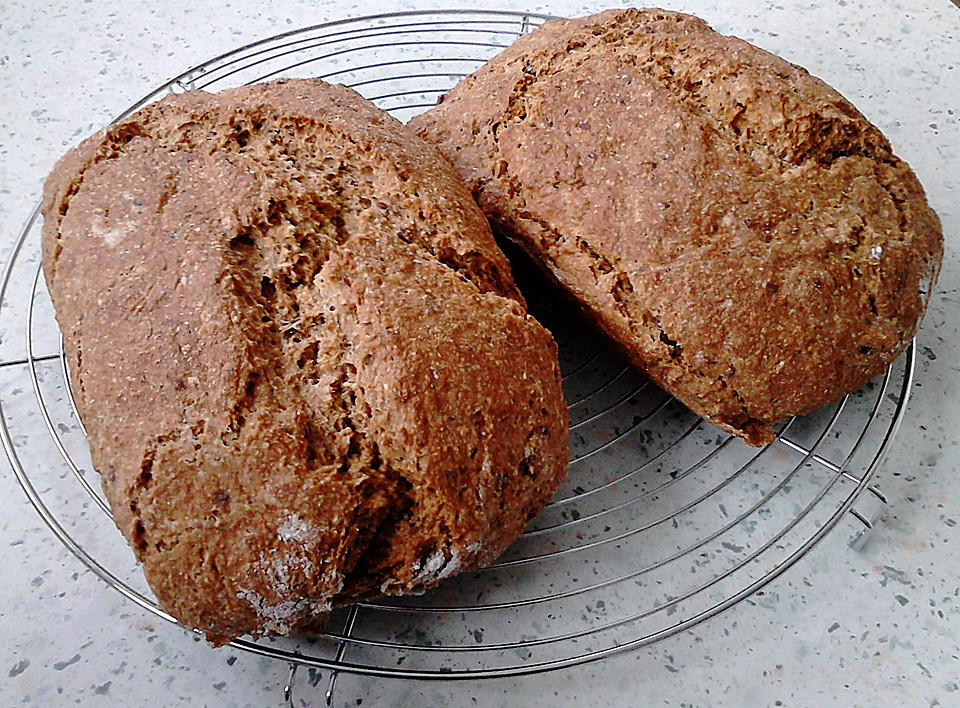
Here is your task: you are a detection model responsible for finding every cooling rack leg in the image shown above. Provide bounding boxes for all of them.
[284,663,298,707]
[281,603,357,706]
[282,661,343,707]
[323,605,358,705]
[848,485,888,551]
[324,669,341,706]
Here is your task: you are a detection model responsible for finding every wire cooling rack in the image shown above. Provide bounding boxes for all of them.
[2,8,911,691]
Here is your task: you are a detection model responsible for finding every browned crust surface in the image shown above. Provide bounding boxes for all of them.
[41,78,568,644]
[410,8,943,445]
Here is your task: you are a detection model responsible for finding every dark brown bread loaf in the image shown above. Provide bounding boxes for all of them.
[410,8,943,445]
[41,78,568,645]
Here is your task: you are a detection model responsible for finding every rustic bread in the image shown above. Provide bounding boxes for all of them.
[41,78,568,645]
[410,8,943,445]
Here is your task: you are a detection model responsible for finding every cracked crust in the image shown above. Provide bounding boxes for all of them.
[410,8,943,445]
[40,78,568,644]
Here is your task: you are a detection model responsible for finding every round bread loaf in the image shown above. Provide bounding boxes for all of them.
[41,78,568,645]
[410,8,943,445]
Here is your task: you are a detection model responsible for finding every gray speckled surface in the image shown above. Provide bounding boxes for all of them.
[2,1,958,706]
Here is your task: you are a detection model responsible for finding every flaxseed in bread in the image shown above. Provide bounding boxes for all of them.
[41,78,568,645]
[411,8,943,445]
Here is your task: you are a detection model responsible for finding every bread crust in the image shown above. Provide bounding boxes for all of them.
[411,8,943,445]
[41,78,568,644]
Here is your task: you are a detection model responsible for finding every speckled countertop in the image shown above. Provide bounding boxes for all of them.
[2,1,958,706]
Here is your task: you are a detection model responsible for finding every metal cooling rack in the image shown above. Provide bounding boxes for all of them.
[1,9,911,702]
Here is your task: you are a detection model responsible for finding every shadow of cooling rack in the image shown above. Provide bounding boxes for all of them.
[0,9,910,699]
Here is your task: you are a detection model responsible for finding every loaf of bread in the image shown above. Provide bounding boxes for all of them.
[411,8,943,445]
[41,78,568,645]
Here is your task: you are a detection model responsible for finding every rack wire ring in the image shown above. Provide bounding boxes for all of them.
[1,9,912,683]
